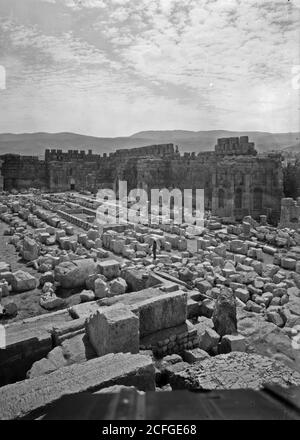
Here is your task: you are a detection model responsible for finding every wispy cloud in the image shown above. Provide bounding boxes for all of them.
[0,0,299,135]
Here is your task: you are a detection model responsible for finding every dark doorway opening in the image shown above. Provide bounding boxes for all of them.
[253,187,263,210]
[218,188,225,208]
[235,188,243,209]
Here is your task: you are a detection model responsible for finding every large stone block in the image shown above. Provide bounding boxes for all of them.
[39,232,50,244]
[11,270,37,293]
[281,257,296,271]
[198,327,220,352]
[183,348,210,363]
[131,290,187,337]
[54,258,97,288]
[230,239,246,254]
[94,277,109,299]
[121,268,149,291]
[98,288,187,337]
[0,353,155,419]
[212,287,237,337]
[87,229,99,241]
[235,287,250,303]
[22,237,39,261]
[219,334,246,353]
[86,304,140,356]
[110,277,127,296]
[97,259,120,280]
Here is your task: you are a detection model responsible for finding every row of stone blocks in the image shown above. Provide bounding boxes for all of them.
[15,200,71,235]
[71,195,100,210]
[101,229,187,259]
[25,210,74,242]
[22,195,93,232]
[29,204,104,253]
[56,209,92,231]
[2,202,92,258]
[195,235,264,261]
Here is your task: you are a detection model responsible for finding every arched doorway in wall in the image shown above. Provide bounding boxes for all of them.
[218,188,225,209]
[235,187,243,209]
[253,187,263,210]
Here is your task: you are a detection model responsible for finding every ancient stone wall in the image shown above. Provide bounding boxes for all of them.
[279,198,300,229]
[45,148,100,162]
[215,136,256,156]
[211,153,283,222]
[18,156,47,189]
[0,154,46,190]
[283,159,300,199]
[136,156,214,210]
[0,139,284,223]
[114,143,174,158]
[135,143,282,222]
[47,160,98,192]
[45,145,175,193]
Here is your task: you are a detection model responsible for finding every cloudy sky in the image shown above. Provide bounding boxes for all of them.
[0,0,299,136]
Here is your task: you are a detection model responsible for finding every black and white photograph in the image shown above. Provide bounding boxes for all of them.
[0,0,300,423]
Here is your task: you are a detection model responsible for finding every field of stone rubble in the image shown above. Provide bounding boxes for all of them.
[0,192,300,419]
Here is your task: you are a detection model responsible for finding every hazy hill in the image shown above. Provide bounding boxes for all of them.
[130,130,300,153]
[283,143,300,153]
[0,130,299,158]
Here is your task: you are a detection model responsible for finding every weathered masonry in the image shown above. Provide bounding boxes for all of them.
[0,136,283,222]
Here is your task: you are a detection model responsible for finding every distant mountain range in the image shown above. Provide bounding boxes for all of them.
[282,143,300,153]
[0,130,299,158]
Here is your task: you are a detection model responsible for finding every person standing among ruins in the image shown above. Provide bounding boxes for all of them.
[152,239,157,261]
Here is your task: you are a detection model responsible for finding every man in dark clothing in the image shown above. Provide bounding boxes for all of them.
[152,239,157,261]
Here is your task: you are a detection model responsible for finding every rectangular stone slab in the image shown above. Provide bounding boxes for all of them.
[97,287,163,308]
[132,290,187,337]
[0,353,155,420]
[98,288,187,337]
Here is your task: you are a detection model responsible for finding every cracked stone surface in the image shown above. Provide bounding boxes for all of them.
[169,352,300,391]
